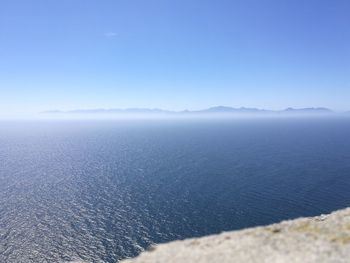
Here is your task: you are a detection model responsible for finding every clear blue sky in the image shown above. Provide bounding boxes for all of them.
[0,0,349,117]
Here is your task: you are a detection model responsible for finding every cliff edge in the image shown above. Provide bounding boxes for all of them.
[121,207,350,263]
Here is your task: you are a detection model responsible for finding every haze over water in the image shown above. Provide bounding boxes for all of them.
[1,118,350,262]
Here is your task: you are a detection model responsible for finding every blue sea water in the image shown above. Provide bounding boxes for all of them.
[1,118,350,263]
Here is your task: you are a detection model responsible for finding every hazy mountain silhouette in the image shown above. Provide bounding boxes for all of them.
[194,106,270,113]
[42,106,336,115]
[283,107,333,113]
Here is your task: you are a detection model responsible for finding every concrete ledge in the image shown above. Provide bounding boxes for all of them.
[121,208,350,263]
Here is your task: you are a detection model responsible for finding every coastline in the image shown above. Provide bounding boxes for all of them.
[122,207,350,263]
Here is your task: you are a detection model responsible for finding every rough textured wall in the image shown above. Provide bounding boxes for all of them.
[121,208,350,263]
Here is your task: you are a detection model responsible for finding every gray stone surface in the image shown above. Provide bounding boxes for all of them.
[121,208,350,263]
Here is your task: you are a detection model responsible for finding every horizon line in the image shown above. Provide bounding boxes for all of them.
[40,106,349,114]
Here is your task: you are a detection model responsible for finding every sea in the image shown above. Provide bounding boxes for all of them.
[1,118,350,262]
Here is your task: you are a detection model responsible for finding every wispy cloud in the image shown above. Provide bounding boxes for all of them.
[104,32,118,38]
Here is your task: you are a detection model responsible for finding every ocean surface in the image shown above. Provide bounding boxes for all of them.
[1,118,350,263]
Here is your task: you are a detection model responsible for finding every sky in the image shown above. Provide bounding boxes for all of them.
[0,0,349,118]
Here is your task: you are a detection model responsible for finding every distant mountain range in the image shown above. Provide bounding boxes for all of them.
[42,106,338,115]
